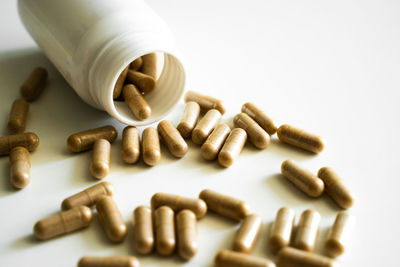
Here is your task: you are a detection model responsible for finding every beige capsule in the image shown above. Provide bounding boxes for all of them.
[78,256,140,267]
[8,98,29,134]
[192,109,222,145]
[177,101,201,138]
[294,209,321,252]
[318,167,355,209]
[281,160,325,197]
[278,247,335,267]
[269,207,295,254]
[142,127,161,166]
[215,250,276,267]
[126,70,156,94]
[34,206,93,240]
[121,126,140,164]
[141,53,157,80]
[96,196,127,243]
[201,124,231,161]
[67,125,117,153]
[130,56,143,71]
[277,124,325,154]
[218,128,247,168]
[234,113,270,149]
[9,146,30,189]
[90,139,111,180]
[199,189,250,221]
[0,132,39,156]
[133,206,154,255]
[61,181,114,210]
[123,84,151,120]
[325,211,354,257]
[184,91,226,114]
[177,210,198,260]
[154,206,175,256]
[20,67,48,102]
[242,102,277,135]
[232,214,262,253]
[158,120,188,158]
[113,66,129,99]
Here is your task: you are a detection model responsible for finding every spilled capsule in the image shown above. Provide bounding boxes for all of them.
[277,124,325,153]
[233,113,270,149]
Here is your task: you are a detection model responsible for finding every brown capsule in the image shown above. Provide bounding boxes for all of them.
[154,206,175,256]
[325,211,354,257]
[215,250,276,267]
[278,247,335,267]
[318,167,355,209]
[192,109,222,145]
[281,160,325,197]
[113,66,129,99]
[232,214,262,253]
[199,189,250,221]
[90,139,111,180]
[277,124,325,153]
[78,256,140,267]
[121,126,140,164]
[133,206,154,255]
[177,101,200,138]
[123,84,151,120]
[0,132,39,156]
[142,127,161,166]
[269,207,295,254]
[34,206,93,240]
[184,91,226,114]
[234,113,270,149]
[218,128,247,168]
[177,210,198,260]
[61,181,114,210]
[294,209,321,252]
[20,67,48,102]
[151,192,207,219]
[96,196,127,242]
[126,70,156,94]
[201,124,231,161]
[8,98,29,134]
[158,120,188,158]
[9,146,30,189]
[141,53,157,80]
[67,125,117,153]
[242,102,277,135]
[130,57,143,71]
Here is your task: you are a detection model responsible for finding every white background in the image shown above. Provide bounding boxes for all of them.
[1,0,399,266]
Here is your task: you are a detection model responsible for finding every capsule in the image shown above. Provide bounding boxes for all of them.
[232,214,262,253]
[96,196,127,243]
[90,139,111,179]
[158,120,188,158]
[151,192,207,219]
[277,124,325,153]
[318,167,355,209]
[177,210,198,260]
[67,125,117,153]
[78,256,140,267]
[233,113,270,149]
[215,250,276,267]
[154,206,175,256]
[130,56,143,71]
[0,132,39,156]
[20,67,48,101]
[133,206,154,255]
[9,146,30,189]
[142,127,161,166]
[113,66,129,99]
[141,53,157,80]
[294,209,320,252]
[278,247,334,267]
[269,207,295,254]
[325,211,354,257]
[123,84,151,120]
[281,160,324,197]
[177,101,200,138]
[192,109,221,145]
[121,126,140,164]
[34,206,93,240]
[8,98,29,134]
[218,128,247,168]
[199,189,250,221]
[61,182,114,210]
[184,91,226,114]
[200,124,230,161]
[242,102,277,135]
[126,70,156,94]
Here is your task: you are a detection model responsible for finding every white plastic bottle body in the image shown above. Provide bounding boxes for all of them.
[18,0,185,125]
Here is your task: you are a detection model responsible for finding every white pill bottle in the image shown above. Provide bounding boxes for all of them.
[18,0,185,125]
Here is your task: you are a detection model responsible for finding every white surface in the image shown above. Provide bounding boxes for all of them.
[0,0,399,266]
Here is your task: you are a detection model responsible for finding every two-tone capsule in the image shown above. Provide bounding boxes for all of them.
[123,84,151,120]
[176,210,198,260]
[90,139,111,179]
[78,256,140,267]
[67,125,117,153]
[232,214,262,253]
[269,207,295,254]
[0,132,39,156]
[294,209,321,252]
[177,101,200,138]
[126,70,156,94]
[20,67,48,102]
[277,124,325,153]
[154,206,175,256]
[192,109,221,145]
[325,211,354,257]
[9,146,31,189]
[218,128,247,168]
[96,196,127,242]
[184,91,226,114]
[133,206,154,255]
[121,126,140,164]
[200,124,231,161]
[158,120,188,158]
[233,113,270,149]
[8,98,29,134]
[242,102,277,135]
[215,250,276,267]
[278,247,334,267]
[113,66,129,99]
[142,127,161,166]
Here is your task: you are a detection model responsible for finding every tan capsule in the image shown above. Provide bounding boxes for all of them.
[20,67,48,101]
[177,210,198,260]
[133,206,154,255]
[318,167,355,209]
[0,132,39,156]
[281,160,325,197]
[325,211,354,257]
[294,209,320,252]
[96,196,127,242]
[232,214,262,253]
[218,128,247,168]
[278,247,335,267]
[242,102,277,135]
[61,182,114,210]
[177,101,200,138]
[90,139,111,179]
[215,250,276,267]
[113,66,129,99]
[78,256,140,267]
[123,84,151,120]
[121,126,140,164]
[34,206,93,240]
[126,70,156,94]
[184,91,226,114]
[233,113,270,149]
[8,98,29,134]
[151,192,207,219]
[201,124,231,161]
[141,53,157,80]
[142,127,161,166]
[154,206,175,256]
[277,124,325,153]
[192,109,222,145]
[130,56,143,71]
[67,125,117,153]
[199,189,251,221]
[9,146,30,189]
[269,207,295,254]
[158,120,188,158]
